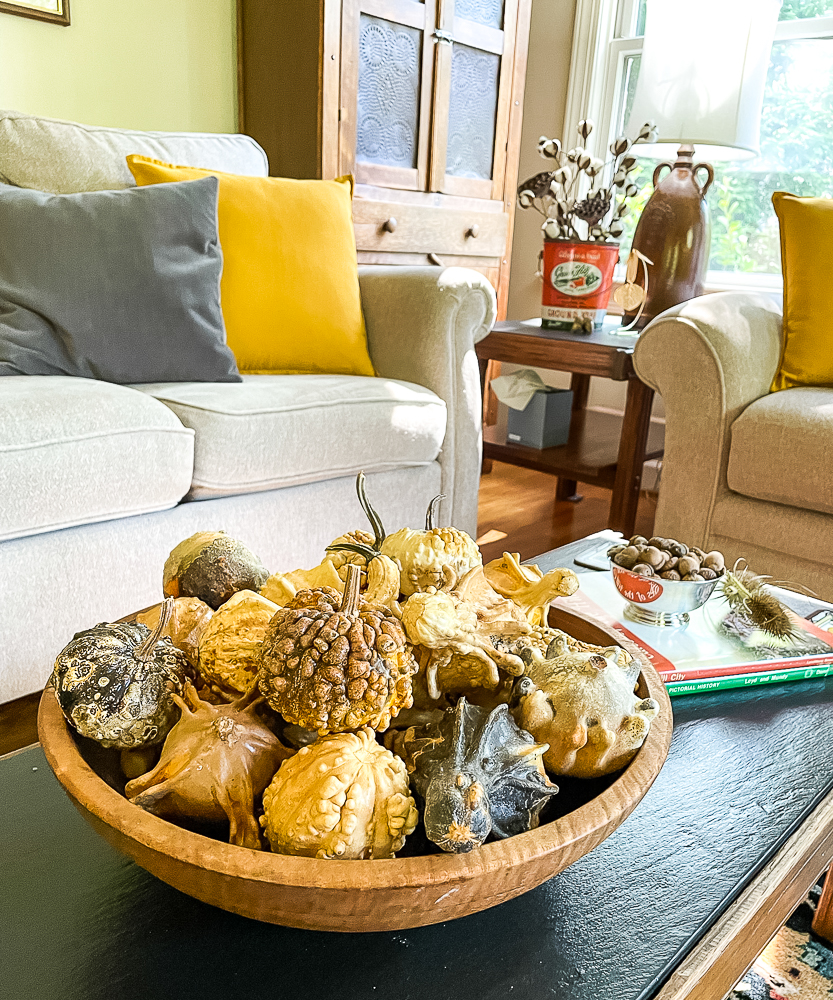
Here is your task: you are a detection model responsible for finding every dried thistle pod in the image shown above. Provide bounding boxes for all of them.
[197,589,280,695]
[259,728,418,859]
[400,699,558,853]
[125,681,292,849]
[512,635,659,778]
[381,494,482,597]
[258,564,417,734]
[721,565,797,640]
[135,596,213,669]
[51,598,188,749]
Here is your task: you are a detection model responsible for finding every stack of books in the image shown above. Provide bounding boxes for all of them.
[559,571,833,697]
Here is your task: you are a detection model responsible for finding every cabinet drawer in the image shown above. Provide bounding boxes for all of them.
[353,200,509,258]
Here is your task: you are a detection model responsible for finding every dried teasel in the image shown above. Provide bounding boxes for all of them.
[720,564,798,641]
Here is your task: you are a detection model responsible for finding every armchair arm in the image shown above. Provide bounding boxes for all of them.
[633,291,783,546]
[358,266,496,535]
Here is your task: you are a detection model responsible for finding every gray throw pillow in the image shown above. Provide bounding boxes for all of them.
[0,176,241,383]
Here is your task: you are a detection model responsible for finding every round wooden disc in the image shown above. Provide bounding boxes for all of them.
[614,282,645,311]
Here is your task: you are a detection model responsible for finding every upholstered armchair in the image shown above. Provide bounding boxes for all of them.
[634,291,833,602]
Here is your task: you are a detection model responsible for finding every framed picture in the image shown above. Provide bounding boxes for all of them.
[0,0,69,25]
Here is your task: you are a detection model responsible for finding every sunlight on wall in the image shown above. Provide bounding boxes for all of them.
[0,0,237,133]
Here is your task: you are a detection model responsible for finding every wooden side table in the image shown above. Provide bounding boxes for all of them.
[476,318,663,537]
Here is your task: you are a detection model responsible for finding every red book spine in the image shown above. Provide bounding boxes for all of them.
[658,652,833,683]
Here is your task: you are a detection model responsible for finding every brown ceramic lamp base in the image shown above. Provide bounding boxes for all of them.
[623,145,714,330]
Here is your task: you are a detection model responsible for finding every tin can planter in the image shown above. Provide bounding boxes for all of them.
[541,239,620,330]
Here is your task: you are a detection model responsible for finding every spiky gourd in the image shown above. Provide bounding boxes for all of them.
[126,681,292,849]
[400,699,558,853]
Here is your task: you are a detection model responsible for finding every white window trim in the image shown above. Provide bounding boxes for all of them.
[563,1,833,291]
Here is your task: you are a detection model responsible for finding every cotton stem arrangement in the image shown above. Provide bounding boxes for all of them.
[517,119,658,244]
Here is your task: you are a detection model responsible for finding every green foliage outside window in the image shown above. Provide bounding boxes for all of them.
[619,0,833,275]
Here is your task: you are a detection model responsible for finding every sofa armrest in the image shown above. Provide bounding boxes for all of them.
[358,266,497,535]
[633,291,783,546]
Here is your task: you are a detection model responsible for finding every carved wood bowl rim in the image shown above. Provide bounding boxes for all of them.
[37,605,673,931]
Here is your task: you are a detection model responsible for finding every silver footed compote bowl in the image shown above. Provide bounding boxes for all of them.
[610,562,720,627]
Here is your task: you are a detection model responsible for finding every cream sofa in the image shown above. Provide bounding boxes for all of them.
[634,292,833,602]
[0,111,495,703]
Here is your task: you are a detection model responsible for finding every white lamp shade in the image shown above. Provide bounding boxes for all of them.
[626,0,780,161]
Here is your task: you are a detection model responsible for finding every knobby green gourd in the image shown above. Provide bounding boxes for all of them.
[51,598,188,749]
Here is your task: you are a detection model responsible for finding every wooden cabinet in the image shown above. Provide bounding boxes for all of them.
[237,0,532,317]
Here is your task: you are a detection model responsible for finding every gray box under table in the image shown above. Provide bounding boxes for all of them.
[506,388,573,449]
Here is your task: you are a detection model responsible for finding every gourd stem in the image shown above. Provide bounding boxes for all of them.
[135,597,174,661]
[356,471,386,548]
[425,494,446,530]
[340,563,362,616]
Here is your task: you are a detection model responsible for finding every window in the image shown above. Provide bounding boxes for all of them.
[566,0,833,287]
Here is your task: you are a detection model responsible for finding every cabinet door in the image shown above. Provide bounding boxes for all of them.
[340,0,436,191]
[429,0,519,200]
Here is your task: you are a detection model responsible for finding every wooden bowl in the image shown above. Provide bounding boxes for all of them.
[38,606,672,932]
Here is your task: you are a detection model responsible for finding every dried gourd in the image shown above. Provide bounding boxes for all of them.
[511,635,659,778]
[126,681,292,849]
[51,598,187,749]
[400,699,558,853]
[261,560,344,607]
[259,727,418,859]
[163,530,269,609]
[197,589,280,694]
[323,471,386,584]
[381,495,482,596]
[258,564,417,733]
[135,596,212,668]
[400,582,528,701]
[483,552,580,626]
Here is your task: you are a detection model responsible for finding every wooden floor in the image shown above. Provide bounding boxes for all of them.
[0,463,656,757]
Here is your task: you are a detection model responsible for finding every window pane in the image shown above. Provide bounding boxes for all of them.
[356,15,421,170]
[455,0,504,29]
[779,0,833,19]
[616,35,833,275]
[635,0,647,35]
[446,45,500,180]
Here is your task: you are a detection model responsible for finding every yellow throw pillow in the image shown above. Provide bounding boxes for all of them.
[771,192,833,392]
[126,156,374,376]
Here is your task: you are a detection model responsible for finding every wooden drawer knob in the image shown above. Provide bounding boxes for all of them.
[466,224,480,239]
[382,217,397,233]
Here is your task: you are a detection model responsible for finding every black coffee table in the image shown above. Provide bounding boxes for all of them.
[5,533,833,1000]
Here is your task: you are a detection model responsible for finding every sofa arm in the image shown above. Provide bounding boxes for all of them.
[633,291,783,546]
[358,266,497,535]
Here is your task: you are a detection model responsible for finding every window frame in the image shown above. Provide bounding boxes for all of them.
[562,0,833,293]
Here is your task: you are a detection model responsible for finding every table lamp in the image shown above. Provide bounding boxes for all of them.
[620,0,780,329]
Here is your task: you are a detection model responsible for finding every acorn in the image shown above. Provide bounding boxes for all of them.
[699,567,718,581]
[615,545,641,569]
[632,563,654,576]
[629,535,648,547]
[678,555,701,577]
[660,570,681,581]
[704,551,725,572]
[641,546,666,569]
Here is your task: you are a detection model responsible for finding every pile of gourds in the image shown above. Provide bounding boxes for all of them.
[51,475,659,860]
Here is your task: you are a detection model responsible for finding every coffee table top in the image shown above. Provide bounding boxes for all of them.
[5,534,833,1000]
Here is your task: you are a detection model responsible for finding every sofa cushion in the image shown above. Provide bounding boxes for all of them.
[727,386,833,515]
[134,375,447,500]
[0,376,194,541]
[0,109,268,194]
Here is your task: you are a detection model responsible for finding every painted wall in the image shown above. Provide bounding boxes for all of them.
[508,0,577,324]
[0,0,237,133]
